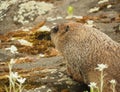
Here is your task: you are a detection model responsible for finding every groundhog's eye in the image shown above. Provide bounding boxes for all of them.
[65,25,69,32]
[52,26,59,33]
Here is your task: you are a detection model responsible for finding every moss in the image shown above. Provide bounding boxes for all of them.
[1,20,55,56]
[16,31,53,55]
[0,30,54,55]
[3,30,54,55]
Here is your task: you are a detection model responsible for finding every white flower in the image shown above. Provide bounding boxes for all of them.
[18,39,33,46]
[17,77,26,84]
[95,64,108,71]
[88,82,97,88]
[11,72,20,79]
[5,45,18,54]
[88,7,100,13]
[110,79,116,84]
[98,0,109,4]
[10,58,16,64]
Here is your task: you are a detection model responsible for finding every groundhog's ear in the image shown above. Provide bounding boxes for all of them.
[65,25,70,32]
[52,26,59,33]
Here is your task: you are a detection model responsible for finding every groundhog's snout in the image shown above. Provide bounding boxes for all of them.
[51,26,59,33]
[65,25,69,32]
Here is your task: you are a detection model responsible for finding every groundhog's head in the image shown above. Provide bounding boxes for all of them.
[50,22,89,53]
[50,23,70,47]
[50,22,82,47]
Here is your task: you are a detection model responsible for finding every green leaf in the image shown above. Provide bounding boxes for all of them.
[67,6,74,16]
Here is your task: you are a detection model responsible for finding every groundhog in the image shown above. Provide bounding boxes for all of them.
[50,22,120,92]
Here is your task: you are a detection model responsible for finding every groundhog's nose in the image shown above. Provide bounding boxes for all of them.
[51,26,59,33]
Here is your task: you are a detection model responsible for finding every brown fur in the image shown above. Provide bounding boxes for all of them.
[51,22,120,92]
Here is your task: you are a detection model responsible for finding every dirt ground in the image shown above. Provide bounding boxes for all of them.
[0,0,120,92]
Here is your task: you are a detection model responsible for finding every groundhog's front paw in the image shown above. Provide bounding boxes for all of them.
[67,66,84,82]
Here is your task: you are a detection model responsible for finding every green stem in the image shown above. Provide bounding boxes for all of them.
[90,87,94,92]
[112,84,115,92]
[19,83,22,92]
[13,79,16,92]
[9,64,12,92]
[100,71,104,92]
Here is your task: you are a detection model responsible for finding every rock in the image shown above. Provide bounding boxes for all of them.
[0,0,54,34]
[0,52,10,62]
